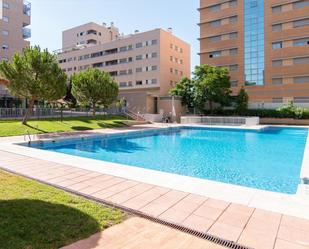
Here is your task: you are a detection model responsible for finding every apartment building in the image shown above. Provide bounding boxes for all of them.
[199,0,309,107]
[57,22,190,114]
[0,0,31,107]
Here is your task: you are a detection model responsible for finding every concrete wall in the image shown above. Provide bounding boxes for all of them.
[158,96,184,122]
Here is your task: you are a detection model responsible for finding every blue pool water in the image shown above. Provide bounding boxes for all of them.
[25,127,308,194]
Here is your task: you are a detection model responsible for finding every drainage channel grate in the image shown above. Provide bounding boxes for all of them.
[1,167,253,249]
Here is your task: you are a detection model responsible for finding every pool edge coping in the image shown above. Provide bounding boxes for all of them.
[1,124,309,220]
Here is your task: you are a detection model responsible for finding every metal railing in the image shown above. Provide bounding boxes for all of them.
[0,107,124,120]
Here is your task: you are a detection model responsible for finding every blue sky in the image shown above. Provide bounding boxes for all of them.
[29,0,200,71]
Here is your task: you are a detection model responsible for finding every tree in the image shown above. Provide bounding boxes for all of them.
[235,88,249,115]
[193,65,231,112]
[170,77,195,109]
[72,68,119,116]
[0,46,67,124]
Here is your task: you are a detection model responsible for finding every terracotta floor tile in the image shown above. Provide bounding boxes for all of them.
[274,239,309,249]
[208,222,243,242]
[123,187,170,210]
[204,198,230,210]
[281,215,309,232]
[182,214,215,232]
[105,183,154,204]
[194,204,224,220]
[278,225,309,245]
[216,204,253,229]
[66,182,90,191]
[238,227,276,249]
[243,209,281,236]
[159,208,191,223]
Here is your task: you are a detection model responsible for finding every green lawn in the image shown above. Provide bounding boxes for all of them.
[0,170,125,249]
[0,115,132,137]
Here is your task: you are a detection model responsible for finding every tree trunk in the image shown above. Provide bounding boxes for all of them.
[92,103,96,117]
[22,99,35,125]
[209,100,213,113]
[60,105,63,122]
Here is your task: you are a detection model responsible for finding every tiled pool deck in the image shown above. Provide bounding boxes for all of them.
[1,125,309,249]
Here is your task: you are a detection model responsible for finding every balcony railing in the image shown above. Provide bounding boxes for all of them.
[23,1,31,16]
[22,27,31,39]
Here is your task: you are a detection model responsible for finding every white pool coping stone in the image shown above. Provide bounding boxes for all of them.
[1,123,309,220]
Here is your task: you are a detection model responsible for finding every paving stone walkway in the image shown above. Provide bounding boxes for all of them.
[1,149,309,249]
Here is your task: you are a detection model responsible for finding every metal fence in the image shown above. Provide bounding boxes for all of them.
[0,107,124,120]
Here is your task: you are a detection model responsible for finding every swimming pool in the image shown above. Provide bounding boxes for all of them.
[25,126,308,194]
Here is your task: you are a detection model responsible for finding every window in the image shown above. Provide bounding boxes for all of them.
[151,79,157,84]
[136,67,142,73]
[170,56,173,62]
[119,58,127,64]
[128,45,133,50]
[119,46,127,52]
[3,2,9,8]
[152,52,157,58]
[2,16,9,22]
[229,32,238,39]
[272,6,282,13]
[180,48,183,53]
[229,48,238,55]
[272,60,283,67]
[293,0,309,9]
[128,57,133,62]
[136,80,142,85]
[1,30,9,36]
[209,51,221,58]
[151,39,158,45]
[272,78,283,85]
[209,35,221,42]
[209,4,221,12]
[272,98,283,103]
[119,82,127,87]
[67,57,73,62]
[136,55,143,60]
[229,16,238,24]
[119,70,127,76]
[180,59,183,64]
[229,0,237,7]
[231,80,238,87]
[136,42,143,48]
[294,18,309,28]
[209,20,221,27]
[151,65,157,71]
[293,38,309,46]
[294,76,309,83]
[170,68,173,73]
[272,24,282,32]
[294,57,309,64]
[272,41,283,49]
[170,44,173,49]
[229,64,238,71]
[294,97,309,103]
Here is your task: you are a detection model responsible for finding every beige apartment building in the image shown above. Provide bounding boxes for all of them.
[0,0,31,107]
[199,0,309,108]
[57,22,190,115]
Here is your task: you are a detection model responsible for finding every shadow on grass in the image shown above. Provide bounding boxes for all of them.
[71,126,94,131]
[0,199,100,249]
[98,121,127,128]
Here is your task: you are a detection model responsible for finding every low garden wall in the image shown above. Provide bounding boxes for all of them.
[260,118,309,125]
[181,116,260,126]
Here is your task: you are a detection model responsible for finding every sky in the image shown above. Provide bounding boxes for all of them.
[29,0,200,71]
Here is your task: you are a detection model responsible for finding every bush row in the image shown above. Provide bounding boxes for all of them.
[202,103,309,119]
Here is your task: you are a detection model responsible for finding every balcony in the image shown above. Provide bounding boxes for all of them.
[23,1,31,16]
[22,27,31,39]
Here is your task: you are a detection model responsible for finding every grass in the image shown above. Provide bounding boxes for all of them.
[0,170,125,249]
[0,115,132,137]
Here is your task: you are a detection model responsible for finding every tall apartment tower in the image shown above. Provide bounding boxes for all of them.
[0,0,31,107]
[57,22,190,114]
[199,0,309,107]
